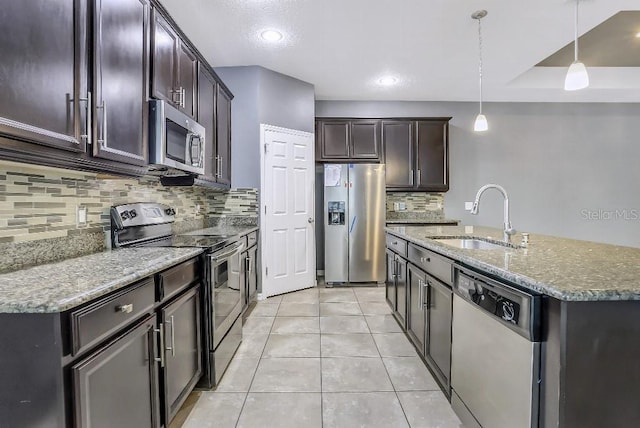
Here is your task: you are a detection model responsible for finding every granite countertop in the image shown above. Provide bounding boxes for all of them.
[386,225,640,301]
[0,247,204,313]
[385,218,459,225]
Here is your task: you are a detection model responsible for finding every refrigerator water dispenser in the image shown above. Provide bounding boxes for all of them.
[327,201,345,225]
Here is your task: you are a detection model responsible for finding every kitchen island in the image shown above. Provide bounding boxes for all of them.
[386,225,640,428]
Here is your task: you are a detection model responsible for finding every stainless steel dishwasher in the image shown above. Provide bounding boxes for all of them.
[451,266,542,428]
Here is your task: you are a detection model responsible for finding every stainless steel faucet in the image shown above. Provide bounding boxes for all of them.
[470,184,516,242]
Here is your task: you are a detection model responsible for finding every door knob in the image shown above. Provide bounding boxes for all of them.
[308,218,314,223]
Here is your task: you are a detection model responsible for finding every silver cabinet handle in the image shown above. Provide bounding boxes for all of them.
[78,91,92,145]
[180,87,186,108]
[246,257,251,273]
[155,324,165,368]
[417,170,421,186]
[214,155,221,178]
[115,303,133,314]
[410,170,414,186]
[165,315,176,357]
[420,256,431,264]
[418,279,424,310]
[218,155,223,178]
[96,100,107,147]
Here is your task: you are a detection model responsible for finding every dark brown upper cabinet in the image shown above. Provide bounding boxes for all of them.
[383,118,450,192]
[197,65,217,182]
[316,119,381,162]
[151,10,197,118]
[215,84,232,187]
[92,0,150,167]
[382,121,413,187]
[0,0,89,155]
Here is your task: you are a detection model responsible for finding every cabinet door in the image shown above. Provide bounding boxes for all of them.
[382,121,414,189]
[197,65,216,181]
[0,0,88,153]
[247,245,258,304]
[395,256,408,329]
[176,41,197,118]
[92,0,149,166]
[426,276,452,391]
[385,250,397,311]
[72,314,160,428]
[215,85,232,187]
[151,11,178,104]
[161,286,202,425]
[415,120,449,191]
[407,264,427,354]
[350,120,381,160]
[319,121,350,159]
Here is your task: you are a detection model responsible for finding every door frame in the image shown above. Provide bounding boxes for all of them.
[259,124,316,298]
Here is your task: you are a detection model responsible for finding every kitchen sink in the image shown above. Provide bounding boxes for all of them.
[432,237,516,250]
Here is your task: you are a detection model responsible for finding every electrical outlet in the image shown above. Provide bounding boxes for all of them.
[194,204,201,215]
[398,202,406,211]
[77,205,88,227]
[465,201,474,211]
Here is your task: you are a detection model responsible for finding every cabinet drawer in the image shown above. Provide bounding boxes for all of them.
[71,279,155,356]
[159,257,200,302]
[386,234,407,257]
[408,244,453,286]
[246,231,258,248]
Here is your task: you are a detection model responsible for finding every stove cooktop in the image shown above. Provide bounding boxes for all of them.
[133,234,232,251]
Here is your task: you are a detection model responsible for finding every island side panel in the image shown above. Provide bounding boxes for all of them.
[0,313,65,427]
[562,300,640,427]
[540,297,562,428]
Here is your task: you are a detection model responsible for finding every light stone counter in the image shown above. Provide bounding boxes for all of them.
[386,225,640,301]
[0,247,203,313]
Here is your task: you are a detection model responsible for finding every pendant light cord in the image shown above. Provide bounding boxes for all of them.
[478,16,483,114]
[574,0,579,62]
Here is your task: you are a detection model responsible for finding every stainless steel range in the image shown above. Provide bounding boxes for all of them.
[111,202,244,388]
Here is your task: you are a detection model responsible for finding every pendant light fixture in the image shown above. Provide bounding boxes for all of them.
[564,0,589,91]
[472,10,488,132]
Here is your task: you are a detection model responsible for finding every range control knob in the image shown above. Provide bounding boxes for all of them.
[165,208,176,216]
[120,211,130,220]
[129,209,137,218]
[502,301,515,322]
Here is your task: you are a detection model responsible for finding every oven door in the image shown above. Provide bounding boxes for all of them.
[209,241,244,348]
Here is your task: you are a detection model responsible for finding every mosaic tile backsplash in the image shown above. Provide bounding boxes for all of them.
[0,160,258,272]
[386,192,445,220]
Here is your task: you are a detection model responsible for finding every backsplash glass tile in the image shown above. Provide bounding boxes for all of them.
[386,192,445,220]
[0,160,258,272]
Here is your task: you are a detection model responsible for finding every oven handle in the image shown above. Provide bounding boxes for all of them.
[209,242,244,262]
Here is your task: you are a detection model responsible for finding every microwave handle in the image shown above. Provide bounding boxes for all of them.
[187,133,202,168]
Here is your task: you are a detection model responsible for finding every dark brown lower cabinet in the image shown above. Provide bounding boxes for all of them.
[246,245,258,305]
[71,314,160,428]
[385,250,397,311]
[425,275,452,392]
[407,264,427,353]
[160,285,202,424]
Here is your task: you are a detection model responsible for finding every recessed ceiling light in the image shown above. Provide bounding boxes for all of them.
[260,30,283,42]
[378,76,398,86]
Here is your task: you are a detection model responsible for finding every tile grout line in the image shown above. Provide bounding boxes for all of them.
[234,298,280,427]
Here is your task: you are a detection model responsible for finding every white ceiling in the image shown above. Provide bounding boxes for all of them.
[159,0,640,102]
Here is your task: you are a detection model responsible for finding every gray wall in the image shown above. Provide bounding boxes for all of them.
[215,66,315,188]
[317,101,640,248]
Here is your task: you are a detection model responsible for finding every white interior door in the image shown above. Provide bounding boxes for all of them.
[260,124,315,297]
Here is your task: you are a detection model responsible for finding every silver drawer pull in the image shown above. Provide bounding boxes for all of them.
[420,257,431,263]
[115,304,133,314]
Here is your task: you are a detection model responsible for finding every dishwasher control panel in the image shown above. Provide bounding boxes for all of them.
[455,268,541,341]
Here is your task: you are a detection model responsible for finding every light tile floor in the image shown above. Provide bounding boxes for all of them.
[184,286,463,428]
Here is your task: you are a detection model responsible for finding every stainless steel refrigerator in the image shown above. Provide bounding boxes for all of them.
[324,164,386,284]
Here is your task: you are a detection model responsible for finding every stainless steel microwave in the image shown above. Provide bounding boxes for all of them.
[149,100,205,175]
